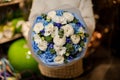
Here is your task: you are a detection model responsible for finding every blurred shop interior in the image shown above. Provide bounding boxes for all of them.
[0,0,120,80]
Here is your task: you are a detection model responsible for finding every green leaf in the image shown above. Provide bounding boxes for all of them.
[64,59,68,64]
[58,29,64,38]
[37,50,42,55]
[80,41,85,47]
[84,33,89,37]
[44,35,53,42]
[50,49,56,54]
[73,17,78,23]
[41,13,47,19]
[66,43,74,52]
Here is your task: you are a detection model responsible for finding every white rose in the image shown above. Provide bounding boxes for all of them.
[61,24,74,37]
[47,11,56,19]
[54,45,66,56]
[33,22,44,33]
[71,34,80,44]
[52,16,67,24]
[53,35,66,46]
[33,34,42,43]
[44,23,55,36]
[52,16,61,23]
[54,56,64,64]
[59,16,67,24]
[37,40,47,51]
[63,12,74,22]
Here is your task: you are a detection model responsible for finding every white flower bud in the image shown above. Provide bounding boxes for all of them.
[79,47,82,52]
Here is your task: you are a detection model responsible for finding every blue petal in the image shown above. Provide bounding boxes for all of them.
[53,22,62,29]
[40,29,45,35]
[56,10,64,16]
[36,16,43,22]
[66,37,71,43]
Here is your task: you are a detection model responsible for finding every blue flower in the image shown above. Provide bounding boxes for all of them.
[40,29,45,35]
[68,56,73,60]
[32,41,39,52]
[43,21,49,26]
[76,22,82,27]
[42,52,55,63]
[71,23,79,33]
[83,37,87,42]
[56,10,63,16]
[66,37,71,43]
[73,44,80,52]
[53,22,62,29]
[48,43,54,48]
[36,16,43,22]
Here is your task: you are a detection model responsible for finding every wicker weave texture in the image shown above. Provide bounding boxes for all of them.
[39,59,83,78]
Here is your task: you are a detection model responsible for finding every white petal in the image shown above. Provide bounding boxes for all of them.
[59,16,67,24]
[33,22,44,33]
[61,24,74,37]
[52,16,61,23]
[54,45,66,56]
[47,11,56,19]
[71,34,80,44]
[63,12,74,22]
[53,35,66,46]
[38,40,47,51]
[33,34,42,43]
[44,23,55,36]
[57,47,66,56]
[54,56,64,64]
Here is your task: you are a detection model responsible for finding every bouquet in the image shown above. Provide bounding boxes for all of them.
[29,8,89,67]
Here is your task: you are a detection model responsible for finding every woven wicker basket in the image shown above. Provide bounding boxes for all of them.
[39,59,83,79]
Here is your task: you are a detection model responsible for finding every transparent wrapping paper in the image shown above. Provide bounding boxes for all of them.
[28,5,90,68]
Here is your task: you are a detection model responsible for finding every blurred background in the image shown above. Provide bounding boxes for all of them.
[0,0,120,80]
